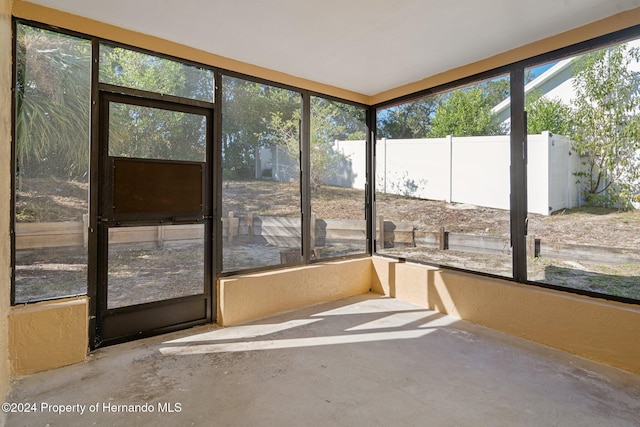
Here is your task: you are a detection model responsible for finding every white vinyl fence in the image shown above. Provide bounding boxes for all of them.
[337,132,581,215]
[261,132,582,215]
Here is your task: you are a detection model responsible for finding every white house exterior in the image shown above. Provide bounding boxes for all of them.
[493,38,640,126]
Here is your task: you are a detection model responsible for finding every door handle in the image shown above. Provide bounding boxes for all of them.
[172,215,205,223]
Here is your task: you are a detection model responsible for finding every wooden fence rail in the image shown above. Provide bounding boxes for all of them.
[15,215,639,265]
[15,220,85,250]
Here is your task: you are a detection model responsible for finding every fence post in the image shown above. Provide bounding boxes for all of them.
[383,137,388,194]
[157,224,165,248]
[439,226,449,250]
[377,215,385,250]
[526,235,539,258]
[447,135,453,203]
[310,212,316,249]
[228,211,234,243]
[83,213,89,249]
[248,213,254,242]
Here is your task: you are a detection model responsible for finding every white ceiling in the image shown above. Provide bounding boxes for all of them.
[26,0,640,96]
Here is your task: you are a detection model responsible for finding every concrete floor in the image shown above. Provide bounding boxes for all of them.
[4,293,640,427]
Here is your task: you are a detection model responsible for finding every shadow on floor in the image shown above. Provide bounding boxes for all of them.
[6,293,640,427]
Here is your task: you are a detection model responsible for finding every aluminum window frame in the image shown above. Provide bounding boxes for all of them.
[372,23,640,305]
[11,18,640,306]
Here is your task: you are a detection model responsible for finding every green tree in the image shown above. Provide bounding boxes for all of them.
[377,98,438,138]
[99,45,213,101]
[429,86,504,137]
[377,78,511,139]
[482,78,511,107]
[309,98,365,189]
[267,97,365,191]
[221,77,301,179]
[570,44,640,207]
[526,92,572,135]
[222,77,267,179]
[108,105,207,161]
[100,46,213,162]
[15,25,91,178]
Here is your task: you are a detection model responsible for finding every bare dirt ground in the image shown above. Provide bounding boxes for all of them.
[14,179,640,303]
[15,177,88,222]
[223,180,640,248]
[17,177,640,249]
[225,181,640,299]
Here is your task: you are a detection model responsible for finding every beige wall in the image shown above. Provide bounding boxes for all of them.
[218,258,372,326]
[0,0,12,401]
[5,256,639,376]
[9,298,88,375]
[372,257,640,374]
[4,258,371,374]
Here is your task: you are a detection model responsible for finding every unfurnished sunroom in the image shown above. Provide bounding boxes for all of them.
[1,0,640,413]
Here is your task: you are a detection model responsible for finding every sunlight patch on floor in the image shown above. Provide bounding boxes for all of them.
[159,298,462,356]
[163,319,321,344]
[345,311,440,331]
[159,328,437,356]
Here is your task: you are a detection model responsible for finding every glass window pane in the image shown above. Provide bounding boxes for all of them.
[376,75,513,278]
[525,39,640,301]
[99,44,214,102]
[107,224,205,309]
[14,24,91,303]
[109,102,206,162]
[310,97,367,259]
[221,76,302,271]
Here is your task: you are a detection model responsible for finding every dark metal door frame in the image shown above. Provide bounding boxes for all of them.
[94,89,214,347]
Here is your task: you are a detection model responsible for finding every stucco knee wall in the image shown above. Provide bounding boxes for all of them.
[6,259,372,374]
[372,256,640,374]
[218,258,372,326]
[7,257,639,375]
[9,298,88,375]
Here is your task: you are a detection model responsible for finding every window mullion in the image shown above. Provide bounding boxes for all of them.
[510,67,527,282]
[301,92,312,263]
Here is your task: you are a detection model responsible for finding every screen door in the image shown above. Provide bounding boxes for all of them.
[96,91,213,345]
